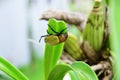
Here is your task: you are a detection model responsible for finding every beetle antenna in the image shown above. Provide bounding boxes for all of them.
[39,35,49,43]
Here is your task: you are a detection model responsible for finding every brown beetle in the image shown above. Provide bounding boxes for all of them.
[39,24,68,45]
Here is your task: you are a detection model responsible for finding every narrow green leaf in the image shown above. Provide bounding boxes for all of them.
[0,57,29,80]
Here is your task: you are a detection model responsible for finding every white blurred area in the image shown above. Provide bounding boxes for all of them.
[0,0,70,66]
[0,0,29,66]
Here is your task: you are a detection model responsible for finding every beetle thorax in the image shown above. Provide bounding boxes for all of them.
[58,33,68,42]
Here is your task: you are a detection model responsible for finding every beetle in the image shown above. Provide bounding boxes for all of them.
[39,24,68,45]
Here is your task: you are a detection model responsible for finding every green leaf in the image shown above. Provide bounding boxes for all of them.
[69,71,79,80]
[48,61,98,80]
[57,21,66,34]
[47,18,67,34]
[0,57,29,80]
[71,61,98,80]
[110,0,120,79]
[69,70,86,80]
[48,18,57,34]
[48,64,72,80]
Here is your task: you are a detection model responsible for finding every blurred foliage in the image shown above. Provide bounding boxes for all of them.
[68,25,81,38]
[105,0,109,6]
[0,74,13,80]
[19,58,44,80]
[110,0,120,79]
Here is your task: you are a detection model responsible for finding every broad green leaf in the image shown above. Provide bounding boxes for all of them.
[0,57,29,80]
[48,64,72,80]
[69,70,87,80]
[71,61,98,80]
[69,71,79,80]
[48,61,98,80]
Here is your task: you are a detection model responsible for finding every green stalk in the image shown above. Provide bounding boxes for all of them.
[44,43,64,80]
[44,19,67,80]
[0,57,29,80]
